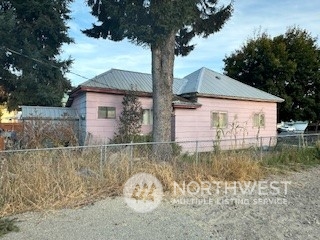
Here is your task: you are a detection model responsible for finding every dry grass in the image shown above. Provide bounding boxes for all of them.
[210,153,263,181]
[19,119,79,149]
[0,148,265,217]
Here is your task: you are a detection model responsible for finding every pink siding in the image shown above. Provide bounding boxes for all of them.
[85,92,152,143]
[174,97,278,143]
[73,91,279,148]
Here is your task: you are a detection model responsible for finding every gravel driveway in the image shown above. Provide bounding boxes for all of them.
[3,166,320,240]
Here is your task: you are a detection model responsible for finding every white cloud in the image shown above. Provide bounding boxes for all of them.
[63,42,97,55]
[61,0,320,86]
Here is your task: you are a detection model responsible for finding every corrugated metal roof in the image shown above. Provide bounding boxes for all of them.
[21,106,79,119]
[81,68,184,94]
[173,78,188,94]
[181,68,284,102]
[79,68,284,102]
[81,69,152,92]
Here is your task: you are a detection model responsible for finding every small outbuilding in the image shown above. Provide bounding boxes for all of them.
[20,106,80,148]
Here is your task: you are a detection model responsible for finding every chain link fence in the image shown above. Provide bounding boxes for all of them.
[1,133,319,174]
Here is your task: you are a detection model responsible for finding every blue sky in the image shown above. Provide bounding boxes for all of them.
[61,0,320,86]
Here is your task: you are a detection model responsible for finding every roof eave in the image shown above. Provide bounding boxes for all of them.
[196,93,284,103]
[173,103,202,109]
[21,117,79,120]
[66,86,153,107]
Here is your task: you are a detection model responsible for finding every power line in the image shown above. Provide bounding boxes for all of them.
[1,46,118,89]
[1,46,90,80]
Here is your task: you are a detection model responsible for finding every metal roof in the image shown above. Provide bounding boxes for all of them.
[180,68,284,102]
[81,68,185,94]
[78,68,284,103]
[81,69,152,92]
[21,106,79,120]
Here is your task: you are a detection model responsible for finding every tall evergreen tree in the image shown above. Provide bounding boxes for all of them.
[224,27,320,122]
[84,0,233,159]
[0,0,73,110]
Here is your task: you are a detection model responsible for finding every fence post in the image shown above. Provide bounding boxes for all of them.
[301,134,305,148]
[104,144,107,164]
[129,141,133,174]
[260,137,263,161]
[100,145,104,178]
[195,140,199,164]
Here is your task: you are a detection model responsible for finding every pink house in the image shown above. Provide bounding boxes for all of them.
[67,67,283,147]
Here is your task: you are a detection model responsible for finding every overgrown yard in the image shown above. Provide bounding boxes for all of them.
[1,142,320,216]
[0,149,262,216]
[0,140,319,236]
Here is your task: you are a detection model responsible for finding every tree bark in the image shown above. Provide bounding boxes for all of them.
[151,31,176,161]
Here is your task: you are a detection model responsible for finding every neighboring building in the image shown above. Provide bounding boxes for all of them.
[0,105,19,123]
[0,105,22,150]
[67,67,284,148]
[20,105,79,120]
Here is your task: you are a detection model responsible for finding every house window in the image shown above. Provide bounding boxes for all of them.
[98,106,116,119]
[253,113,265,127]
[211,111,228,128]
[142,109,153,125]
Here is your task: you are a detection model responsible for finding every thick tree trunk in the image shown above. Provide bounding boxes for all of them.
[151,31,175,161]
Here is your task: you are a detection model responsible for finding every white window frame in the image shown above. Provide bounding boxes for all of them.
[253,112,265,128]
[142,109,153,125]
[211,111,228,128]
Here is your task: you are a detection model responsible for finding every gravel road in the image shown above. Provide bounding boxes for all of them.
[3,166,320,240]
